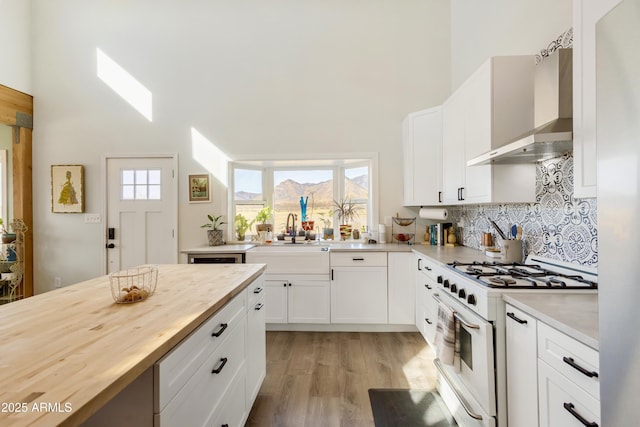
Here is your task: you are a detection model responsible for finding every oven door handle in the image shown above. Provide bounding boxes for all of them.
[432,294,480,329]
[434,358,483,421]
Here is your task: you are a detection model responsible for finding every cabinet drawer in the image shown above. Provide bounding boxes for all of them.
[155,291,246,412]
[156,316,247,426]
[248,275,265,305]
[537,322,599,400]
[417,256,441,281]
[538,360,600,427]
[330,251,387,267]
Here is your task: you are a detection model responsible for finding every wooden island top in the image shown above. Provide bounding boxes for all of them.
[0,263,265,426]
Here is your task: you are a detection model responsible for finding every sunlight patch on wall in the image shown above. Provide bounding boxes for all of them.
[191,127,229,187]
[96,48,153,121]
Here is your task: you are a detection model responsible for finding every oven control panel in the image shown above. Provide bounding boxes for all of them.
[436,270,490,319]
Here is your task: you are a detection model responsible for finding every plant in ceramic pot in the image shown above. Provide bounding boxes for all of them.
[300,192,316,232]
[201,214,226,246]
[318,211,333,240]
[333,198,360,240]
[254,206,274,234]
[234,214,254,242]
[0,219,15,244]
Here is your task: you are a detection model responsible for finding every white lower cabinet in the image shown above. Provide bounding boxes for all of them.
[330,252,388,324]
[505,304,538,427]
[246,276,266,409]
[504,303,600,427]
[153,276,265,427]
[414,254,440,346]
[264,275,330,324]
[388,252,414,325]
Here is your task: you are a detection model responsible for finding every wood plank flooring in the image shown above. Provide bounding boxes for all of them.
[246,331,438,427]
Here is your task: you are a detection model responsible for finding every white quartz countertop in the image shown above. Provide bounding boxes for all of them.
[503,293,599,350]
[411,244,493,265]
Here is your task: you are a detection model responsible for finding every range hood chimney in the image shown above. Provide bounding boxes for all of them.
[467,48,573,166]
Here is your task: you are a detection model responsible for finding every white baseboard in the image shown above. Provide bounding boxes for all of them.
[265,323,418,332]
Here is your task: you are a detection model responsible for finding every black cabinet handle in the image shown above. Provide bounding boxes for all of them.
[253,287,263,294]
[352,257,365,261]
[425,266,432,271]
[563,357,599,378]
[331,269,334,281]
[211,323,228,337]
[425,284,432,290]
[418,258,423,271]
[563,402,598,427]
[222,424,229,427]
[460,187,465,201]
[283,282,287,287]
[106,243,115,249]
[255,303,264,311]
[425,318,432,325]
[438,191,442,203]
[211,357,228,374]
[507,312,527,324]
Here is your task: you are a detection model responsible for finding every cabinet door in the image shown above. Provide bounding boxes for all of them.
[462,62,493,203]
[573,0,623,198]
[538,360,600,427]
[402,107,443,206]
[246,294,266,407]
[505,305,538,427]
[388,252,414,324]
[265,279,288,323]
[442,89,466,204]
[331,266,387,324]
[288,278,330,324]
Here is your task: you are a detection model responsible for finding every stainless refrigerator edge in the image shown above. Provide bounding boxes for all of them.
[597,0,640,425]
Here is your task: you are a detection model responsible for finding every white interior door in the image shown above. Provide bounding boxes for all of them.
[106,156,177,273]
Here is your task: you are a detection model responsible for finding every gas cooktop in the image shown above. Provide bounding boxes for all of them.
[447,260,598,290]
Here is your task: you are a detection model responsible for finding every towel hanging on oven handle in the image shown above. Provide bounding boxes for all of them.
[432,294,481,329]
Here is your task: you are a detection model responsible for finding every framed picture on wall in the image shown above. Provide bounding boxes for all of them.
[51,165,85,213]
[189,173,211,203]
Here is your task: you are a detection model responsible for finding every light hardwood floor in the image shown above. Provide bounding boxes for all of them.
[246,331,438,427]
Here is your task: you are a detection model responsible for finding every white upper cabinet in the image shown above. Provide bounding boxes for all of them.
[573,0,623,198]
[442,55,537,204]
[402,107,443,206]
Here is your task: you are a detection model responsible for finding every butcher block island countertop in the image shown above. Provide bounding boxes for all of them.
[0,263,265,427]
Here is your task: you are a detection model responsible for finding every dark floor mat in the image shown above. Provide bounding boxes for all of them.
[368,388,457,427]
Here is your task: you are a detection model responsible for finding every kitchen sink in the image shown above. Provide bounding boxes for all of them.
[246,244,330,274]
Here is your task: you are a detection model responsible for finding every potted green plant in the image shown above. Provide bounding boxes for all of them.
[0,219,15,244]
[333,198,360,240]
[234,214,254,241]
[318,211,333,240]
[201,214,226,246]
[254,206,274,234]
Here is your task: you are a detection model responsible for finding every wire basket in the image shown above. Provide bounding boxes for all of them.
[110,265,158,304]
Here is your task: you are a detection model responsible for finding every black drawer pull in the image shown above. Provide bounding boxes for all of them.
[507,312,527,324]
[352,257,365,261]
[425,318,432,325]
[255,303,264,311]
[222,424,229,427]
[425,266,432,271]
[212,357,228,374]
[563,357,599,378]
[425,284,433,290]
[563,402,598,426]
[211,323,228,337]
[418,258,423,271]
[253,287,263,294]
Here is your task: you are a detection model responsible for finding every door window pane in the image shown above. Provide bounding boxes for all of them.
[121,169,161,200]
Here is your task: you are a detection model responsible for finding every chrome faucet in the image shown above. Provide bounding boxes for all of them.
[286,213,297,243]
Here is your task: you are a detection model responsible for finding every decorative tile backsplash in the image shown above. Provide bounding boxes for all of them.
[449,154,598,266]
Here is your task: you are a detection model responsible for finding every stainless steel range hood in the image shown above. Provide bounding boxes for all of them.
[468,48,573,166]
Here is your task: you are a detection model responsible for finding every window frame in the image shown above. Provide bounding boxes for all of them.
[228,153,378,240]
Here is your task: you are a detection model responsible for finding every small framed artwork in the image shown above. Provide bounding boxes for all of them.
[51,165,85,213]
[189,173,211,203]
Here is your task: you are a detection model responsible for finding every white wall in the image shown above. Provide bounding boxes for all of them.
[31,0,451,292]
[450,0,572,89]
[0,0,31,94]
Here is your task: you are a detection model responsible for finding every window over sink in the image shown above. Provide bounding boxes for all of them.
[230,155,377,239]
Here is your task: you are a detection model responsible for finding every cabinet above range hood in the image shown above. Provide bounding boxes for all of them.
[468,48,573,166]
